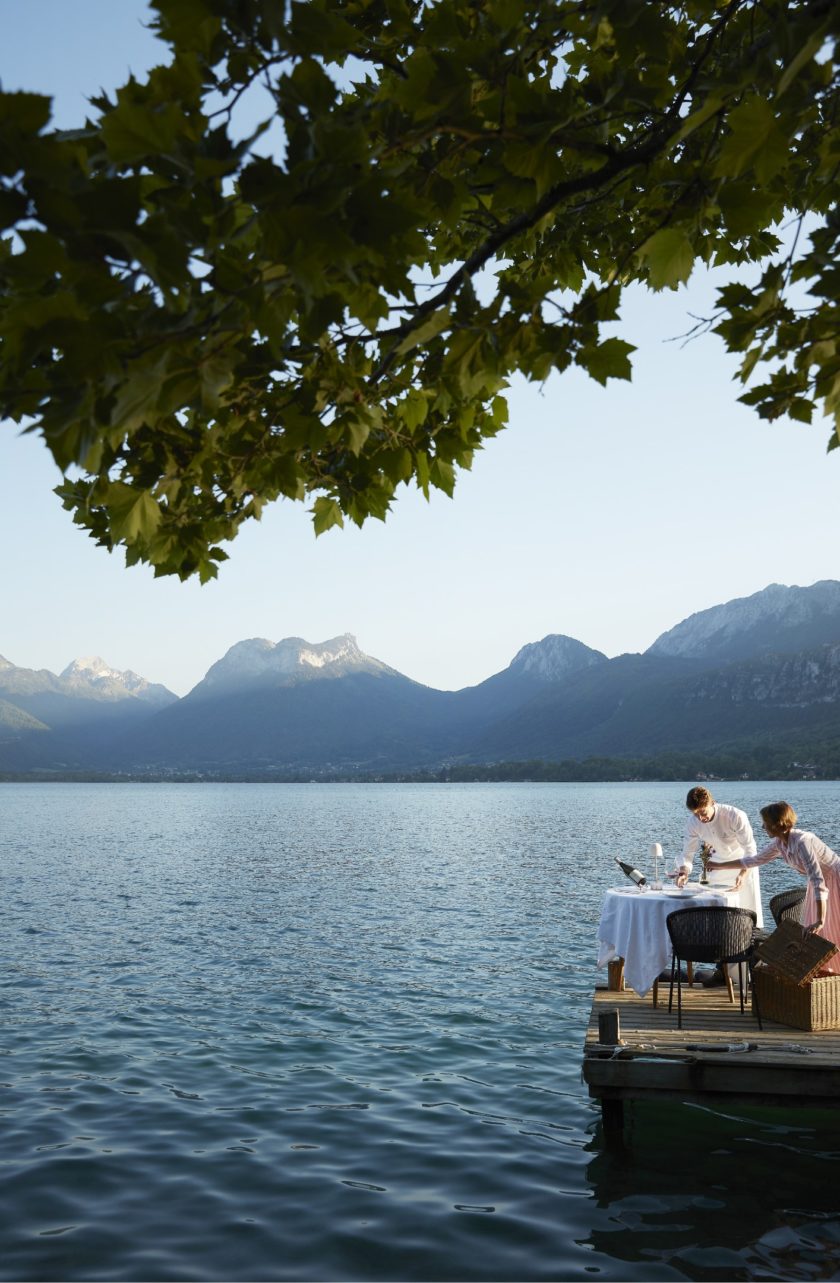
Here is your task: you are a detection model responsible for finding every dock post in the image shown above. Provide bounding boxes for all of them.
[597,1009,625,1141]
[598,1008,622,1048]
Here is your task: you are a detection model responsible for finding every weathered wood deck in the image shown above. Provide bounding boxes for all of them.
[583,982,840,1127]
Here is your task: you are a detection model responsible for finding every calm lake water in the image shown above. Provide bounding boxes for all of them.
[2,780,840,1282]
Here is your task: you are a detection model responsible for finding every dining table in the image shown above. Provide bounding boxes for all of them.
[596,880,758,998]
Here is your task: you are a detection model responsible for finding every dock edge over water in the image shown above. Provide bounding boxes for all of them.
[583,984,840,1129]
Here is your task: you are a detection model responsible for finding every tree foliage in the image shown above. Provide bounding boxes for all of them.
[1,0,838,579]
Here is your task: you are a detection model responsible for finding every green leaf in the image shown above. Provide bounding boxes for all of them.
[343,415,371,455]
[312,497,344,535]
[3,289,85,338]
[351,285,389,329]
[671,94,723,146]
[637,230,695,290]
[414,451,431,499]
[289,1,359,57]
[284,58,339,112]
[738,346,764,385]
[197,558,220,584]
[430,457,455,496]
[777,31,826,98]
[152,0,223,55]
[380,447,413,484]
[490,395,508,429]
[111,354,172,432]
[717,183,779,240]
[107,485,163,543]
[550,250,586,294]
[398,390,429,430]
[504,140,562,197]
[577,337,635,385]
[395,307,451,357]
[714,98,787,181]
[199,349,237,411]
[100,93,192,164]
[787,398,814,424]
[0,91,52,136]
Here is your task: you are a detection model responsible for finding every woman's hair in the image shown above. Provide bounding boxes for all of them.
[686,786,713,811]
[760,801,797,838]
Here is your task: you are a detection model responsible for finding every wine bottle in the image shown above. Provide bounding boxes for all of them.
[615,857,646,886]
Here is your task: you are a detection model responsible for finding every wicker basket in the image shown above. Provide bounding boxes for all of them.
[755,918,838,984]
[752,964,840,1031]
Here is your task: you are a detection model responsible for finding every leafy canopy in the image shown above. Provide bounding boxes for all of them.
[1,0,838,580]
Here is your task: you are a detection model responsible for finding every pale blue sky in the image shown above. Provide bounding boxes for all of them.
[2,2,838,696]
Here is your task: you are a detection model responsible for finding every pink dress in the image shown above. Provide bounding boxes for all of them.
[743,828,840,975]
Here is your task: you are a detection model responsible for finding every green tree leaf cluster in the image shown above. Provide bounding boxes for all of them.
[1,0,838,577]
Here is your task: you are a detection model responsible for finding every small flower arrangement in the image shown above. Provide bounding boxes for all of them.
[698,841,715,885]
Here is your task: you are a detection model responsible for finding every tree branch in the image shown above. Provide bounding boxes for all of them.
[369,0,751,385]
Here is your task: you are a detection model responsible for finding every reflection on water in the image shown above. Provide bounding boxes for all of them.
[584,1102,840,1281]
[1,781,840,1281]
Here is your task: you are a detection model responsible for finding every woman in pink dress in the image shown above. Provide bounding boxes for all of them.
[714,801,840,976]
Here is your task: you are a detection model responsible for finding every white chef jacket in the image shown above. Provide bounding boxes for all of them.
[680,801,763,927]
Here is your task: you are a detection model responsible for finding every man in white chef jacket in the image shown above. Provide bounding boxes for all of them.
[675,785,764,984]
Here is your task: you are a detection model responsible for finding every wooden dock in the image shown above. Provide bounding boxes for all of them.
[583,982,840,1132]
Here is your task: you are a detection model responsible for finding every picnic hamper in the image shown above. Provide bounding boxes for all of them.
[751,966,840,1031]
[752,920,840,1030]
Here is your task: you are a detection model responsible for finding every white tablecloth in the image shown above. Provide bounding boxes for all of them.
[596,883,757,998]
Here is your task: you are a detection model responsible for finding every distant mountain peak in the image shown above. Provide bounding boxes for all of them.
[59,656,177,706]
[192,633,399,696]
[647,580,840,663]
[508,633,607,681]
[62,656,122,682]
[282,633,366,670]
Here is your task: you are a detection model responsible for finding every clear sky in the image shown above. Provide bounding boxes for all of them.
[2,2,838,697]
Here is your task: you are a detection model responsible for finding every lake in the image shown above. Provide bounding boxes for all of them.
[2,780,839,1281]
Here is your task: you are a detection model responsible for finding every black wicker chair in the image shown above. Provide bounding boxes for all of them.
[770,886,806,927]
[753,885,807,947]
[666,906,762,1030]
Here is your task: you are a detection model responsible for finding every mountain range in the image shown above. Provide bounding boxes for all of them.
[2,580,840,778]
